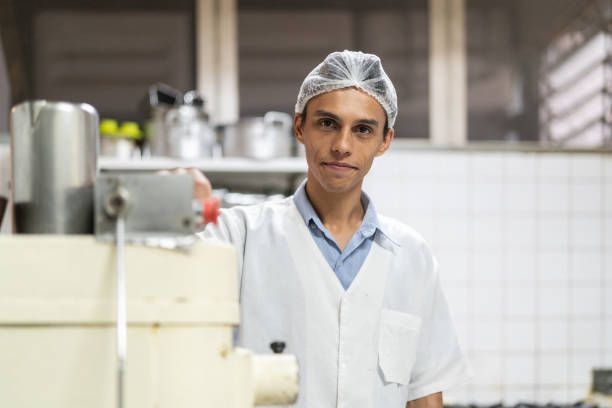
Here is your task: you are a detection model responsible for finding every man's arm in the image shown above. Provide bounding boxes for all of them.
[406,392,443,408]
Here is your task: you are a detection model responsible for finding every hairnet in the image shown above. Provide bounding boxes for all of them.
[295,50,398,128]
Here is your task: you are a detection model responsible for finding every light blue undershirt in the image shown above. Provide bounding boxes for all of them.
[292,179,383,290]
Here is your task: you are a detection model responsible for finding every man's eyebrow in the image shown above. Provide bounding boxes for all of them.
[313,110,341,121]
[356,118,379,127]
[314,110,379,127]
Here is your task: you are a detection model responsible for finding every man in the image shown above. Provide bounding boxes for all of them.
[198,50,470,407]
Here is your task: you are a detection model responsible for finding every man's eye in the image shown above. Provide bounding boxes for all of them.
[357,126,371,134]
[321,119,333,127]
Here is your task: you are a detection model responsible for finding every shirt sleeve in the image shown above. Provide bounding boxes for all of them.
[197,207,247,277]
[405,256,472,401]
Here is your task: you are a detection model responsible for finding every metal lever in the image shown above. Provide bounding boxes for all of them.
[104,185,130,408]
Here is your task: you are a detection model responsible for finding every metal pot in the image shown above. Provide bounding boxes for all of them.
[165,105,216,160]
[148,85,216,160]
[222,111,293,159]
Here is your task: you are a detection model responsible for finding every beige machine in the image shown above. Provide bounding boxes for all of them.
[0,235,299,408]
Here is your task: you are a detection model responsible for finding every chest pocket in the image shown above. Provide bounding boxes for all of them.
[378,308,422,385]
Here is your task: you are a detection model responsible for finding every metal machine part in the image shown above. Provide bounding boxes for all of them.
[587,369,612,407]
[101,182,130,408]
[115,216,127,408]
[592,369,612,396]
[95,174,213,242]
[97,177,222,408]
[10,100,99,233]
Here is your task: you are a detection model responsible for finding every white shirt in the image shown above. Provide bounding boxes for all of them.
[199,197,470,407]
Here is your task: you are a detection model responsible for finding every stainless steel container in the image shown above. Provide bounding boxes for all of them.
[165,105,216,160]
[10,100,99,233]
[147,86,216,159]
[222,111,293,159]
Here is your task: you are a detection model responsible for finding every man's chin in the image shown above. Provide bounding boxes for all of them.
[318,179,360,195]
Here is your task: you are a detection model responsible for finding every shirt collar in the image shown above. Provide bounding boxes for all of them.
[292,179,399,245]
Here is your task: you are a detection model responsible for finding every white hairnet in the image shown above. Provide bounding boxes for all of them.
[295,50,398,128]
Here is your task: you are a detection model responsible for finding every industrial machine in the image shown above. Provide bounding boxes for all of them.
[1,100,299,407]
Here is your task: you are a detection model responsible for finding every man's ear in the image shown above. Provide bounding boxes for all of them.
[294,113,305,145]
[375,127,394,157]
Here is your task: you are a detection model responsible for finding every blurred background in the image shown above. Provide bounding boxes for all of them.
[0,0,611,406]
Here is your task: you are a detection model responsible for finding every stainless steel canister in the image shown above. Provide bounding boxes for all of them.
[10,100,99,233]
[222,111,293,159]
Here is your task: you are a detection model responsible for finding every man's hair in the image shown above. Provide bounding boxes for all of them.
[299,104,390,140]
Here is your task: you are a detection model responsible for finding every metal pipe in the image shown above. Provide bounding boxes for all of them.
[116,216,126,408]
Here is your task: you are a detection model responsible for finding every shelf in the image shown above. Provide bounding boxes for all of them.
[99,156,308,174]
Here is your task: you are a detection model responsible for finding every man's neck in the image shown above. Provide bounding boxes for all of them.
[305,175,365,250]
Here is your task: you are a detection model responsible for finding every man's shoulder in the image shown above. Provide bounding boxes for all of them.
[377,214,432,252]
[221,196,295,225]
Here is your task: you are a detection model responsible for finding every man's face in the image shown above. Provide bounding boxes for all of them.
[294,87,394,194]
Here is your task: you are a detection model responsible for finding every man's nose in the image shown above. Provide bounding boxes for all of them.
[330,126,352,156]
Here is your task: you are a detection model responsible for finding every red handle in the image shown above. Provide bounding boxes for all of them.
[201,197,220,225]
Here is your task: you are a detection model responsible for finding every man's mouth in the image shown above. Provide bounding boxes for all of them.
[322,161,358,171]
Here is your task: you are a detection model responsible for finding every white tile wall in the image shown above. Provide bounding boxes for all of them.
[538,216,570,249]
[365,149,612,404]
[472,250,504,284]
[604,181,612,216]
[505,355,537,385]
[570,184,602,213]
[605,218,612,249]
[569,288,601,318]
[538,352,568,384]
[472,215,504,249]
[569,155,602,181]
[504,320,537,352]
[538,287,569,317]
[505,286,537,317]
[505,216,537,249]
[539,319,569,350]
[473,286,503,317]
[504,250,537,282]
[438,249,470,284]
[570,250,602,284]
[569,320,601,350]
[536,386,570,405]
[472,182,504,214]
[504,183,537,214]
[605,288,612,318]
[472,320,503,351]
[570,218,602,249]
[537,251,570,283]
[538,183,569,214]
[471,353,503,386]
